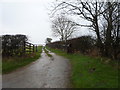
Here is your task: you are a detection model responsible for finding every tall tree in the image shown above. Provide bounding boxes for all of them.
[52,1,105,53]
[52,15,77,42]
[102,2,120,58]
[51,1,120,59]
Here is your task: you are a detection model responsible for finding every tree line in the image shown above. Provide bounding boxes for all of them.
[47,36,94,53]
[49,1,120,60]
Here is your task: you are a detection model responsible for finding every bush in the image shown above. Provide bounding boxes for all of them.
[2,34,28,57]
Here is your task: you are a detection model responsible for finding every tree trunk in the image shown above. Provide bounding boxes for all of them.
[94,3,103,55]
[105,2,113,58]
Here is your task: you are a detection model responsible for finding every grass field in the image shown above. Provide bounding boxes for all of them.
[47,47,119,88]
[2,46,42,74]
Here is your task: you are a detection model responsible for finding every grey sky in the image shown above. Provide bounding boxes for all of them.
[0,0,93,45]
[0,0,57,45]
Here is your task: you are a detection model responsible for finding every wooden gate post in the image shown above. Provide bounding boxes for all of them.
[23,41,26,54]
[36,45,38,52]
[33,45,35,52]
[29,43,31,53]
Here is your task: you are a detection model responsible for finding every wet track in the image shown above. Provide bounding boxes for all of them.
[2,49,70,88]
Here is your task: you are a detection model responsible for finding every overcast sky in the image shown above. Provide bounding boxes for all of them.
[0,0,57,45]
[0,0,93,45]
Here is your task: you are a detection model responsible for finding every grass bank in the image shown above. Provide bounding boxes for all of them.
[43,47,52,57]
[2,46,42,74]
[47,47,119,88]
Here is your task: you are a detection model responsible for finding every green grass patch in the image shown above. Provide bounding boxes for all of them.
[2,46,43,74]
[44,48,52,57]
[47,47,119,88]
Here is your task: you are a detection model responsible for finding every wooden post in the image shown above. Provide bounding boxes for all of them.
[36,45,38,52]
[29,43,31,53]
[23,41,26,54]
[33,45,35,52]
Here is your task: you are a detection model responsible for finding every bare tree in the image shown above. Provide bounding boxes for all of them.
[102,2,120,58]
[51,1,120,59]
[52,15,77,42]
[51,1,106,53]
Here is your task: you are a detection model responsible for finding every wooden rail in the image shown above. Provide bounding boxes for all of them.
[23,42,38,53]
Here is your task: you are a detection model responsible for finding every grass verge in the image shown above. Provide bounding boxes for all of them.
[2,46,42,74]
[47,47,119,88]
[44,48,52,57]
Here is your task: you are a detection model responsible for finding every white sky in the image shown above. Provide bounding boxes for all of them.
[0,0,57,45]
[0,0,93,45]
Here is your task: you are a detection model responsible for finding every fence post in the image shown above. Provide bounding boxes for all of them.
[29,43,31,53]
[33,45,35,52]
[36,45,38,52]
[23,41,26,54]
